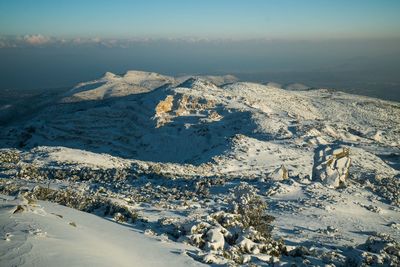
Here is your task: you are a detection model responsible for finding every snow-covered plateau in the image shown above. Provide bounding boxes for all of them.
[0,70,399,266]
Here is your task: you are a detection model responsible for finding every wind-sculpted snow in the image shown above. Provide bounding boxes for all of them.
[0,71,399,266]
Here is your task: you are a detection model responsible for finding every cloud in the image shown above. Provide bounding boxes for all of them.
[2,34,382,49]
[0,35,187,48]
[23,34,50,45]
[0,34,275,49]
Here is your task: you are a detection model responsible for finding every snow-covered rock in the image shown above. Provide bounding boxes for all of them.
[270,165,289,181]
[313,147,351,188]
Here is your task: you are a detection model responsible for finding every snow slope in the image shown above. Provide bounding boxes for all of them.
[0,70,399,266]
[0,195,203,267]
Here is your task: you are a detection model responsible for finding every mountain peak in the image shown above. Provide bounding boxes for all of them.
[102,71,119,80]
[177,77,218,90]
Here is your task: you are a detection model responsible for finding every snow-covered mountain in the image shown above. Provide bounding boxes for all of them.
[1,71,399,266]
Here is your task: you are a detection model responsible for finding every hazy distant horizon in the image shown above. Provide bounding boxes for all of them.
[1,0,400,101]
[1,38,400,102]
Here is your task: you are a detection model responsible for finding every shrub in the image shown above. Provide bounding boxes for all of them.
[231,183,275,239]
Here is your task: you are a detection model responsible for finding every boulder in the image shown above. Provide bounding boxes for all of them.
[313,147,351,188]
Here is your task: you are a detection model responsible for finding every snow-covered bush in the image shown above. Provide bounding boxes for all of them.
[162,182,284,265]
[231,182,275,239]
[16,165,132,182]
[345,233,400,266]
[366,176,400,206]
[113,212,126,223]
[27,186,139,223]
[0,149,20,164]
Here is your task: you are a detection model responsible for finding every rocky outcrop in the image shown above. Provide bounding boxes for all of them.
[270,165,289,181]
[313,147,351,188]
[154,95,174,127]
[154,93,217,127]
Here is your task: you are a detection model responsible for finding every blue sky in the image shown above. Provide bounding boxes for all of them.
[1,0,400,40]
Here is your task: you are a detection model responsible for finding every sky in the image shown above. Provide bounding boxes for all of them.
[1,0,400,41]
[0,0,399,101]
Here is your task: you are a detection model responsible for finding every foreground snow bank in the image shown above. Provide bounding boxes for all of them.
[0,195,203,267]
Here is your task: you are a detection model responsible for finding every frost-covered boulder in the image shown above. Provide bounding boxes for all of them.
[236,236,260,254]
[313,147,351,188]
[270,165,289,181]
[205,227,225,251]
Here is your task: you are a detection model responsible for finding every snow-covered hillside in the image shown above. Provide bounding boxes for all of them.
[1,71,399,266]
[0,195,203,267]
